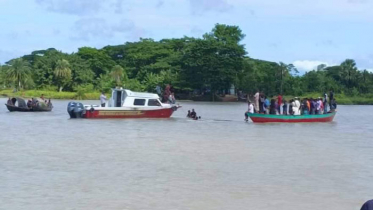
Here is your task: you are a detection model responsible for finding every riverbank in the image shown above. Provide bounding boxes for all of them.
[0,89,100,100]
[1,89,373,105]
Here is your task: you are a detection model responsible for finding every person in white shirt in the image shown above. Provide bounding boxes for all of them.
[292,97,301,115]
[254,91,260,113]
[316,98,322,114]
[100,92,107,107]
[245,101,254,121]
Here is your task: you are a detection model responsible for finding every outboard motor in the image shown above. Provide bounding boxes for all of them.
[67,102,85,118]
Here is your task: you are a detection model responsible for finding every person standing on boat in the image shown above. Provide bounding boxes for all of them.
[163,85,171,103]
[264,96,270,114]
[282,99,288,115]
[245,101,254,121]
[323,92,328,113]
[329,90,334,108]
[277,94,283,114]
[316,97,322,114]
[292,97,301,115]
[254,90,260,113]
[155,84,162,96]
[259,93,265,113]
[100,92,107,107]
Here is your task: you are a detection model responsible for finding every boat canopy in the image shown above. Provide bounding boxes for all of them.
[125,90,159,98]
[108,88,160,107]
[11,97,27,108]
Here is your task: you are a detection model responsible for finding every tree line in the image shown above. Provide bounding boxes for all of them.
[1,24,372,99]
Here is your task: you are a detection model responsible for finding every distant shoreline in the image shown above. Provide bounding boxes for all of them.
[1,89,372,105]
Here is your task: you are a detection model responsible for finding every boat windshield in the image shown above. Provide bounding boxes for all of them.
[148,99,161,106]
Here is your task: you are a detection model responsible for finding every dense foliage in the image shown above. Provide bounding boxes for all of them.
[1,24,372,99]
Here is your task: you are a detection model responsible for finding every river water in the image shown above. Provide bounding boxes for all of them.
[0,98,372,210]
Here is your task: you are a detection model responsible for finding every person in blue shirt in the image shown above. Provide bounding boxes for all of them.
[282,99,288,115]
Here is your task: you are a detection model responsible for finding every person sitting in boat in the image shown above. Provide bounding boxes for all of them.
[100,92,107,107]
[40,94,45,101]
[168,93,176,104]
[187,110,191,118]
[7,98,12,105]
[27,100,32,108]
[245,100,254,121]
[47,99,53,107]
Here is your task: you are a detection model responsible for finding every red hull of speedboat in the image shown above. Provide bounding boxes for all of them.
[83,108,174,119]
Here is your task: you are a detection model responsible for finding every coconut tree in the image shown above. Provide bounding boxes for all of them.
[340,59,357,89]
[54,59,71,92]
[110,65,126,86]
[6,58,32,91]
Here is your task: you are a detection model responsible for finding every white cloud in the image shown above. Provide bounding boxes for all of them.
[293,60,333,72]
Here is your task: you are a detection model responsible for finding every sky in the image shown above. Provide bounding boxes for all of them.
[0,0,372,73]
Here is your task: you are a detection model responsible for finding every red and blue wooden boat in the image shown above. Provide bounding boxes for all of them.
[247,112,336,123]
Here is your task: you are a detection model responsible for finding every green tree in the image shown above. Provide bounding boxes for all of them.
[54,59,72,92]
[6,58,32,90]
[181,24,246,99]
[77,47,116,78]
[277,62,297,94]
[110,65,125,86]
[340,59,358,90]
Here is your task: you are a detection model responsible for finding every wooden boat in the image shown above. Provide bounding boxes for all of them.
[247,111,336,123]
[5,97,53,112]
[67,88,180,119]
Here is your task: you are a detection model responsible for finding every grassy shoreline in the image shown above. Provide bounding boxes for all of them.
[1,89,373,105]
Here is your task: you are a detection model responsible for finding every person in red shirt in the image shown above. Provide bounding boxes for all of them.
[277,94,283,114]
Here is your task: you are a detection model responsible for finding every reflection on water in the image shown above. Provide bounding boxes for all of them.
[0,98,372,210]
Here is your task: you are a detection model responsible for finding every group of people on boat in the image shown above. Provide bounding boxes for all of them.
[245,90,337,121]
[156,84,176,104]
[6,94,52,109]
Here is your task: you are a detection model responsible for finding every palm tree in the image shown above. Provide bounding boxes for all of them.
[54,59,71,92]
[340,59,357,89]
[110,65,125,86]
[6,58,32,91]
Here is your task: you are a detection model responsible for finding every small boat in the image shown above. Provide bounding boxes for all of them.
[67,88,180,119]
[5,97,53,112]
[247,111,336,123]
